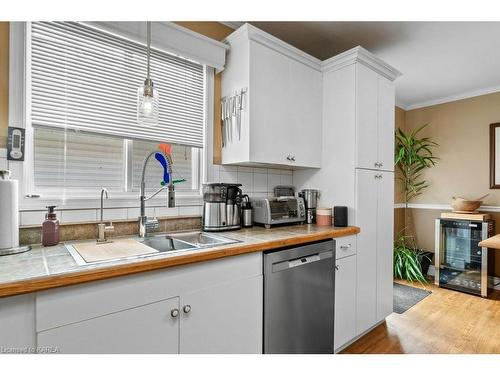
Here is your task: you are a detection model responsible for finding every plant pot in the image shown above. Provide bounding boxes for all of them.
[417,251,434,276]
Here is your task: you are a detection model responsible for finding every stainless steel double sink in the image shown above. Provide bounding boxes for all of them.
[66,231,239,266]
[137,231,238,253]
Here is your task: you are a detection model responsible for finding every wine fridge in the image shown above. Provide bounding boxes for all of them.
[435,218,493,297]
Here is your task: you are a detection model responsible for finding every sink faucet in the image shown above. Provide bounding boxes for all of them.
[97,188,114,243]
[139,150,175,238]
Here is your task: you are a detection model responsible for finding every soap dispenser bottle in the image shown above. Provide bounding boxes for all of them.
[42,205,59,246]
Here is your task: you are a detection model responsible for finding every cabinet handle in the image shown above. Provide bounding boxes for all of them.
[291,156,296,161]
[335,265,339,271]
[340,244,351,250]
[374,174,382,179]
[170,308,179,318]
[182,305,191,314]
[374,162,379,168]
[286,155,291,161]
[379,162,383,167]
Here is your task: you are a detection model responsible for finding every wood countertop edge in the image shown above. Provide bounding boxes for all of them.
[0,226,359,298]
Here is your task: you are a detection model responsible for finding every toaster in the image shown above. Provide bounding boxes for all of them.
[252,197,306,228]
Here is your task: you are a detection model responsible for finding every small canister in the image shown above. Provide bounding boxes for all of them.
[241,195,253,228]
[316,207,332,226]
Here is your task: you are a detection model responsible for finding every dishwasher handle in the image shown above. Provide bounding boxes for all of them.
[271,251,333,273]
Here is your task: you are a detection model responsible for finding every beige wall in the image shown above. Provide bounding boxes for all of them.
[0,22,8,148]
[405,92,500,205]
[403,92,500,276]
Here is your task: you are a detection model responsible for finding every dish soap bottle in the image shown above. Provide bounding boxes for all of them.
[42,205,59,246]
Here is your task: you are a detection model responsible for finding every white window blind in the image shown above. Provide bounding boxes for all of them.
[30,21,205,148]
[131,141,195,191]
[33,127,199,193]
[33,127,125,190]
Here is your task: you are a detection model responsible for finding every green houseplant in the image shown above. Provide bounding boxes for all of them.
[393,234,430,283]
[394,124,439,282]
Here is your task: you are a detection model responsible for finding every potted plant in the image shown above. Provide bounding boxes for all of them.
[393,234,430,283]
[394,124,439,281]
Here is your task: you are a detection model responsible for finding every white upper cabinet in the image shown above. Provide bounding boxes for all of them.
[222,24,322,168]
[356,64,396,171]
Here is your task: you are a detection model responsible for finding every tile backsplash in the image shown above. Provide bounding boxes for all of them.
[207,165,293,198]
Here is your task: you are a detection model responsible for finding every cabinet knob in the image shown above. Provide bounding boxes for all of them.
[183,305,191,314]
[291,156,296,161]
[286,155,291,161]
[340,244,351,250]
[335,265,339,271]
[170,308,179,318]
[374,162,379,168]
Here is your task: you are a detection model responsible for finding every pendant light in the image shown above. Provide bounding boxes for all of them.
[137,21,159,127]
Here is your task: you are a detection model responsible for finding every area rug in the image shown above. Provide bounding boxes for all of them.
[393,282,431,314]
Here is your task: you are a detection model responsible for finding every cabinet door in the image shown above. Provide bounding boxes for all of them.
[376,171,394,321]
[0,294,36,350]
[334,254,357,351]
[355,64,379,170]
[355,169,378,335]
[377,76,395,171]
[37,297,180,354]
[180,276,263,354]
[250,41,292,166]
[288,60,322,168]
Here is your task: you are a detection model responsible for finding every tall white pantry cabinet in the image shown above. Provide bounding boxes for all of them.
[294,47,401,351]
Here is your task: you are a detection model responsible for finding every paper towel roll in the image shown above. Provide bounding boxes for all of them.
[0,175,19,249]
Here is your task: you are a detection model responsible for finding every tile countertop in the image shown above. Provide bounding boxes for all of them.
[0,224,359,298]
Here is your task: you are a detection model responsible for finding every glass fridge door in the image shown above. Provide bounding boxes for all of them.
[437,219,483,294]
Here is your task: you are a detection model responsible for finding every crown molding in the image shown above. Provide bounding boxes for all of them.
[220,22,244,30]
[404,84,500,111]
[321,46,402,81]
[225,23,323,71]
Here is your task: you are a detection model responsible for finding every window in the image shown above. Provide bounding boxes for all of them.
[28,21,205,198]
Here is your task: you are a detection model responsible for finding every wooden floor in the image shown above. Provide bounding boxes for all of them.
[342,280,500,354]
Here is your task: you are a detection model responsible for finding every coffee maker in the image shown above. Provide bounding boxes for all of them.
[202,183,242,232]
[299,189,320,224]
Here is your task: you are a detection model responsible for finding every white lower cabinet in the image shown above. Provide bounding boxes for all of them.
[38,297,180,354]
[33,253,263,354]
[334,254,357,351]
[180,276,263,354]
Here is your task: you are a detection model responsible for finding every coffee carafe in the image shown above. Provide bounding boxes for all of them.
[299,189,320,224]
[202,183,242,232]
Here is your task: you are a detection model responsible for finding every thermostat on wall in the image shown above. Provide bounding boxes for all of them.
[7,126,25,161]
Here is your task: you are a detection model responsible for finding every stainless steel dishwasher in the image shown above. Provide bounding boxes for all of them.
[264,240,335,354]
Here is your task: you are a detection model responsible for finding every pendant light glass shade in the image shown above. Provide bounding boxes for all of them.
[137,22,159,127]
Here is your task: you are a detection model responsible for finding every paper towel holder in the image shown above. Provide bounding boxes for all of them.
[0,169,32,256]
